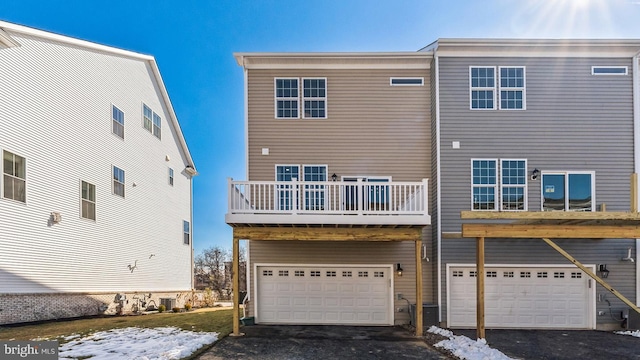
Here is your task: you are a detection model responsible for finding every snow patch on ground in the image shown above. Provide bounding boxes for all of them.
[615,330,640,338]
[57,326,218,360]
[427,326,514,360]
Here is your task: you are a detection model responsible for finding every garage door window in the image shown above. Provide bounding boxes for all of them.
[542,171,595,211]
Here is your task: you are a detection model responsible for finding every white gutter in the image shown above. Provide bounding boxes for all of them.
[634,51,640,307]
[434,50,443,323]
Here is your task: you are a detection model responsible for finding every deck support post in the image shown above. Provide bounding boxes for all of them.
[632,173,638,212]
[230,233,244,337]
[415,238,423,337]
[476,236,485,340]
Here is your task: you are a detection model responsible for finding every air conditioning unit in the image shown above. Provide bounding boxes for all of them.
[628,308,640,330]
[160,298,176,309]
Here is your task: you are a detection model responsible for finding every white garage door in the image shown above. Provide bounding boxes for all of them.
[256,265,392,325]
[448,265,595,329]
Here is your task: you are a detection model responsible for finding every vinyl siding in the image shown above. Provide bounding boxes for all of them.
[0,32,193,293]
[438,56,636,326]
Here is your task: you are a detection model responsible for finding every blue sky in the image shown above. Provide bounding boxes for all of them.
[4,0,640,255]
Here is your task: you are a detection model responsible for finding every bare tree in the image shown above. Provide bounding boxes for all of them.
[194,246,228,298]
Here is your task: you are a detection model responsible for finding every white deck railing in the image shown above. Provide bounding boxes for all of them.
[227,178,429,224]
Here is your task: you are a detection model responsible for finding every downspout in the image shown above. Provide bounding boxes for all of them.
[243,62,251,303]
[434,50,443,323]
[634,51,640,307]
[190,175,194,290]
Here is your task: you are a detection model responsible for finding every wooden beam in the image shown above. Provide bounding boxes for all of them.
[461,211,640,221]
[415,239,423,337]
[476,237,486,340]
[232,226,423,241]
[230,234,244,337]
[632,173,638,213]
[541,238,640,315]
[462,224,640,239]
[442,231,462,239]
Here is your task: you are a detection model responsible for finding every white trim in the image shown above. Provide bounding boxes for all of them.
[301,77,328,119]
[390,77,424,86]
[244,68,249,180]
[253,263,394,325]
[446,263,597,329]
[498,66,527,110]
[633,52,640,307]
[470,159,499,211]
[469,66,497,110]
[499,159,528,211]
[591,66,628,75]
[540,171,596,212]
[435,54,443,323]
[274,77,300,119]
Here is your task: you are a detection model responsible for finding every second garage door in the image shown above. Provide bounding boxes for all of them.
[448,265,595,329]
[256,265,393,325]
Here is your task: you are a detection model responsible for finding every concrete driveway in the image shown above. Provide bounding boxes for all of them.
[197,325,452,360]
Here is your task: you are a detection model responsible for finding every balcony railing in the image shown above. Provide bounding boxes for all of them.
[226,178,429,226]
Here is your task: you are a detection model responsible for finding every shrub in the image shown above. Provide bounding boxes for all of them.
[172,307,181,313]
[158,304,166,313]
[184,303,192,311]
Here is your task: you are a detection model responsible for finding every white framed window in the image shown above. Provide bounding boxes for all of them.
[81,180,96,220]
[3,150,26,203]
[275,78,299,118]
[302,78,327,118]
[113,166,125,197]
[152,112,161,139]
[112,105,124,139]
[471,159,498,210]
[183,220,190,245]
[303,164,327,210]
[542,171,595,211]
[500,159,527,211]
[390,77,424,86]
[169,168,174,186]
[470,66,496,110]
[276,164,300,210]
[143,104,153,132]
[499,67,526,110]
[591,66,628,75]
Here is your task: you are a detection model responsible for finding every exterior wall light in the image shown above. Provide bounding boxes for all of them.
[331,173,337,182]
[598,264,609,278]
[396,263,403,277]
[531,168,540,180]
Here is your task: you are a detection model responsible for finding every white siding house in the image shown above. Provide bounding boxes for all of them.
[0,21,197,324]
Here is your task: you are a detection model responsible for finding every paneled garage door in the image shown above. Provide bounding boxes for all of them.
[448,265,595,329]
[256,265,392,325]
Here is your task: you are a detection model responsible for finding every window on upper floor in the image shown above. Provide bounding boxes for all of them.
[81,180,96,220]
[390,77,424,86]
[275,77,327,119]
[169,168,174,186]
[183,220,190,245]
[152,112,161,139]
[3,150,26,203]
[112,105,124,139]
[472,158,528,211]
[499,67,526,110]
[143,103,161,139]
[470,67,496,110]
[591,66,628,75]
[542,171,594,211]
[113,166,125,197]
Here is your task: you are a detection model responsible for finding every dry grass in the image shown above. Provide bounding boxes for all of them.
[0,308,233,343]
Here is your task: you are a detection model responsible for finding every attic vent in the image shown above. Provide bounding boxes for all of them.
[390,77,424,86]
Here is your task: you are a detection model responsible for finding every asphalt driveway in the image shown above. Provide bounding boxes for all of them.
[197,325,452,360]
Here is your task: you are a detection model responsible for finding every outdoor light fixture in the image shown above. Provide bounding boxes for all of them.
[396,263,403,277]
[531,168,540,181]
[598,264,610,278]
[331,173,338,182]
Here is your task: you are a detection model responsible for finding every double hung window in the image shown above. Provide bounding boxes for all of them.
[183,220,190,245]
[143,103,161,139]
[113,166,125,197]
[81,180,96,220]
[470,67,496,109]
[3,150,26,203]
[112,105,124,139]
[276,165,300,210]
[303,165,327,210]
[470,66,526,110]
[472,159,527,211]
[275,78,327,118]
[499,67,525,109]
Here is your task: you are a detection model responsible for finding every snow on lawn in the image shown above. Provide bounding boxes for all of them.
[428,326,514,360]
[615,330,640,338]
[56,326,218,360]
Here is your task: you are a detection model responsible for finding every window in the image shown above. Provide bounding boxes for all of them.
[302,78,326,118]
[499,67,525,109]
[169,168,174,186]
[275,78,299,118]
[81,180,96,220]
[501,160,527,211]
[542,171,595,211]
[143,104,153,132]
[183,220,190,245]
[303,165,327,210]
[276,165,299,210]
[152,113,161,139]
[112,105,124,139]
[472,159,498,210]
[592,66,627,75]
[112,166,125,197]
[3,150,26,202]
[390,77,424,86]
[470,67,496,109]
